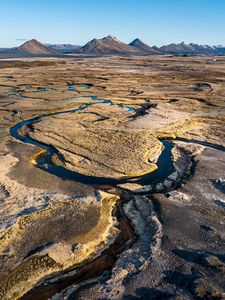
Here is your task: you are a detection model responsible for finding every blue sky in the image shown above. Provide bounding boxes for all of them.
[1,0,225,47]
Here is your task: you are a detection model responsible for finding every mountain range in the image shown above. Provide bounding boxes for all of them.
[1,37,225,56]
[76,35,139,55]
[45,43,80,53]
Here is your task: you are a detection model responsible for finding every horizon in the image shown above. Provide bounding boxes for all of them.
[3,36,225,49]
[1,0,225,48]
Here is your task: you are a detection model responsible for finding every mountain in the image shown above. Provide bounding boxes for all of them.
[158,42,223,54]
[0,37,224,57]
[159,42,196,54]
[46,43,80,53]
[129,38,160,54]
[215,45,225,54]
[1,39,58,55]
[75,35,140,55]
[17,39,57,54]
[189,43,220,54]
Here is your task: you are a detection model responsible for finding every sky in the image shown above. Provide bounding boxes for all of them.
[1,0,225,47]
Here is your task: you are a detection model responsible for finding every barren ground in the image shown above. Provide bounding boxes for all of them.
[0,55,224,299]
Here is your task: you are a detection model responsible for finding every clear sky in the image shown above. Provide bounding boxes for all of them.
[1,0,225,47]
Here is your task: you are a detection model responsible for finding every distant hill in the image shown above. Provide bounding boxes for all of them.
[189,43,218,54]
[2,39,58,55]
[17,39,57,54]
[159,42,196,54]
[158,42,223,54]
[46,43,80,53]
[75,35,140,55]
[129,38,160,54]
[215,45,225,54]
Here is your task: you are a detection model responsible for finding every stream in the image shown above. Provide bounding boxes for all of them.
[8,84,225,299]
[10,85,175,186]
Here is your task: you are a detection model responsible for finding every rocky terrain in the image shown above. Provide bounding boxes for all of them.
[0,54,224,299]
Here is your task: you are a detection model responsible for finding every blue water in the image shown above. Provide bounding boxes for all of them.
[35,87,54,92]
[68,86,76,91]
[10,84,175,186]
[67,84,92,92]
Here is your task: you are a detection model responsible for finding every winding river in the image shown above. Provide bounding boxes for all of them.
[8,84,177,298]
[8,84,225,299]
[10,84,175,186]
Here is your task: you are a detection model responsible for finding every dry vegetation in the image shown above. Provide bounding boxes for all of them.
[0,55,224,299]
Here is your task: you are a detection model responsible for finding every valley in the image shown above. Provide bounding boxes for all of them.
[0,54,224,299]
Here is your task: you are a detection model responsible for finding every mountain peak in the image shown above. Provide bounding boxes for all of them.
[103,35,118,41]
[129,38,160,54]
[18,39,57,55]
[132,38,141,43]
[27,39,39,43]
[130,38,144,46]
[77,35,139,55]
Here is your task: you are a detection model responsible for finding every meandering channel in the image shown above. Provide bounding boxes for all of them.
[7,84,225,299]
[10,85,175,186]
